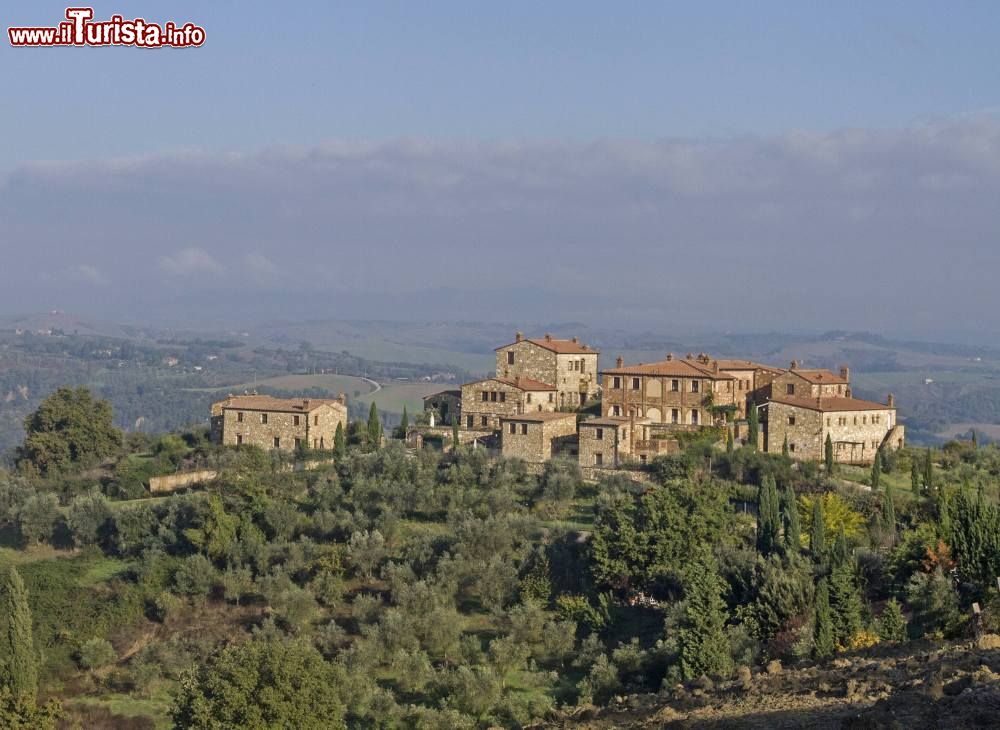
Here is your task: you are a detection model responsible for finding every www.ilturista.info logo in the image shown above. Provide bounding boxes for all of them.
[8,7,205,48]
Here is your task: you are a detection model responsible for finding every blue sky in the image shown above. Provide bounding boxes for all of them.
[3,1,998,167]
[2,2,1000,336]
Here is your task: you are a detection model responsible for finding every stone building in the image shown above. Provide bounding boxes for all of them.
[422,389,461,425]
[714,359,784,418]
[764,362,850,400]
[460,376,557,431]
[494,332,599,408]
[211,394,348,452]
[761,392,904,464]
[600,353,736,428]
[499,411,578,463]
[577,415,679,468]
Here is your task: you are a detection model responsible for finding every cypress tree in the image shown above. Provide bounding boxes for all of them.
[972,430,978,449]
[870,451,881,490]
[923,448,934,494]
[747,404,759,452]
[828,554,863,645]
[781,435,789,457]
[366,403,382,449]
[677,550,732,680]
[452,419,460,450]
[782,484,801,553]
[824,433,835,475]
[810,498,826,560]
[882,481,896,534]
[333,422,346,459]
[400,405,409,435]
[726,427,734,454]
[756,475,780,555]
[813,578,835,659]
[0,565,37,698]
[911,459,921,498]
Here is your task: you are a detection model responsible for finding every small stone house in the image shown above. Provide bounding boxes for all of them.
[460,376,557,431]
[422,389,461,425]
[211,394,347,452]
[762,393,904,464]
[765,362,850,401]
[499,411,579,463]
[714,359,784,418]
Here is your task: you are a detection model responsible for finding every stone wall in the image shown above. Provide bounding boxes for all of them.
[423,391,461,425]
[149,469,218,493]
[578,422,629,467]
[764,400,902,464]
[500,414,578,463]
[770,371,848,399]
[495,340,599,405]
[460,378,556,431]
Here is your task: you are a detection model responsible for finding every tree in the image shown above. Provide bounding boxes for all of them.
[923,448,934,493]
[333,422,346,459]
[828,554,863,645]
[877,598,907,642]
[400,406,409,435]
[184,495,238,562]
[746,404,759,452]
[17,387,122,475]
[17,494,60,545]
[911,459,921,498]
[452,419,460,450]
[971,429,978,448]
[677,550,732,680]
[810,497,826,559]
[756,475,780,555]
[782,484,801,553]
[67,490,112,548]
[906,567,959,637]
[726,428,734,454]
[870,451,881,490]
[812,578,835,659]
[781,435,789,457]
[366,403,382,450]
[171,634,346,730]
[0,688,60,730]
[882,482,896,535]
[0,566,37,699]
[77,638,115,670]
[824,434,835,475]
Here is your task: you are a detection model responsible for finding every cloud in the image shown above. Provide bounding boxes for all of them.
[2,114,1000,335]
[157,247,224,276]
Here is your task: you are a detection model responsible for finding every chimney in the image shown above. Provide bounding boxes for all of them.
[713,361,719,373]
[337,392,346,405]
[666,352,673,361]
[845,385,852,398]
[887,393,895,408]
[544,333,552,341]
[303,399,310,410]
[686,352,694,359]
[515,331,523,343]
[616,356,624,368]
[840,366,850,381]
[790,359,799,370]
[571,336,579,344]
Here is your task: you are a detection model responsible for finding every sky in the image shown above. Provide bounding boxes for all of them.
[2,1,1000,337]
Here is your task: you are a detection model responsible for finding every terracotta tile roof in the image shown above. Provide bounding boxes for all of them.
[423,389,461,400]
[715,359,783,373]
[462,376,556,391]
[495,336,597,354]
[601,358,734,379]
[500,411,578,423]
[579,416,651,427]
[788,368,848,385]
[216,395,344,413]
[767,395,892,412]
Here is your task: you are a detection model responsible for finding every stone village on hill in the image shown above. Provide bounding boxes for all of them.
[211,332,904,473]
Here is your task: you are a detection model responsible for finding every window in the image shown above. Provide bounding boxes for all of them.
[612,376,622,389]
[786,384,795,396]
[526,393,533,403]
[481,416,488,427]
[293,415,300,426]
[671,379,679,392]
[466,415,473,427]
[236,434,243,445]
[273,436,280,448]
[631,377,641,390]
[580,360,586,373]
[490,391,498,402]
[520,423,528,435]
[672,409,679,424]
[826,417,831,426]
[690,410,699,425]
[294,438,301,449]
[612,405,622,416]
[863,415,867,424]
[237,411,244,422]
[640,454,647,464]
[481,391,489,402]
[595,452,603,466]
[691,381,700,393]
[320,437,324,448]
[314,415,319,425]
[507,351,515,365]
[509,423,516,434]
[499,392,506,403]
[789,443,796,452]
[261,413,268,424]
[574,361,580,371]
[787,416,796,426]
[548,393,554,403]
[596,428,604,441]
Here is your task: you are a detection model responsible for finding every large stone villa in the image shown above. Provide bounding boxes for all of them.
[211,394,348,452]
